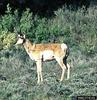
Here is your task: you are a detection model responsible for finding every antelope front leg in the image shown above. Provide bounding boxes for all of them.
[36,60,43,84]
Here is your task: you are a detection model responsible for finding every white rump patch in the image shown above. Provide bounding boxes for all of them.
[61,43,67,51]
[42,50,54,61]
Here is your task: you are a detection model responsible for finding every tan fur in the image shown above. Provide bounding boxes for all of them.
[16,36,70,83]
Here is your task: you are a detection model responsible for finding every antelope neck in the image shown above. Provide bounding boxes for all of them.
[23,39,34,52]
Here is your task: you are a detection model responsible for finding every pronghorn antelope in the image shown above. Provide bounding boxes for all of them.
[15,33,70,83]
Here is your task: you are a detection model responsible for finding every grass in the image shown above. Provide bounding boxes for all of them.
[0,49,97,100]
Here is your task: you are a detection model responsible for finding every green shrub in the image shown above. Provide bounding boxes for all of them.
[0,31,16,50]
[0,5,97,56]
[0,4,16,32]
[34,17,49,43]
[20,9,34,36]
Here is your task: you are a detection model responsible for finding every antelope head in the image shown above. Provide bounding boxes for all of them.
[16,33,26,45]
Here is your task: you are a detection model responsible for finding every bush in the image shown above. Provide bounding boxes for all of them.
[20,9,34,38]
[0,31,16,50]
[0,5,97,56]
[34,17,49,43]
[0,4,16,32]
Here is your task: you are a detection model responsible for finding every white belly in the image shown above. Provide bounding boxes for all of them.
[42,50,54,61]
